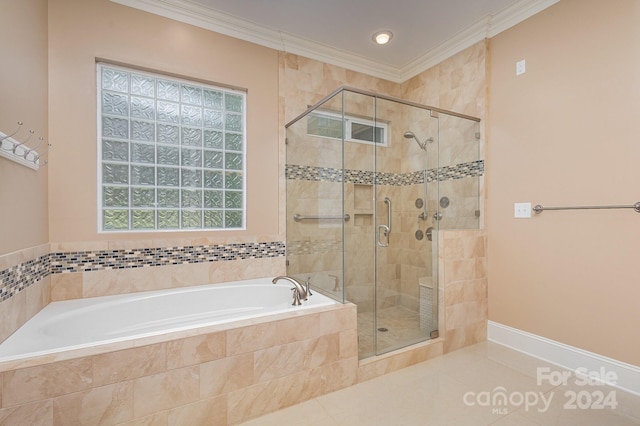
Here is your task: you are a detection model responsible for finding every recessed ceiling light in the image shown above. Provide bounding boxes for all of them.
[372,30,393,45]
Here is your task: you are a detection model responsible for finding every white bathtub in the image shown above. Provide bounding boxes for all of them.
[0,277,337,364]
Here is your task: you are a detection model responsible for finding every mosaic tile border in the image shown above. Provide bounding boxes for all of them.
[0,255,50,302]
[0,241,285,302]
[49,242,285,274]
[286,160,484,185]
[286,240,341,256]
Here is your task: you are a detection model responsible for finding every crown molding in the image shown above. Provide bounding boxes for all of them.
[278,32,404,83]
[110,0,285,51]
[111,0,559,83]
[400,0,560,81]
[488,0,560,37]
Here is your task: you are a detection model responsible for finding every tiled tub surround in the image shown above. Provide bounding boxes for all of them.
[49,242,285,274]
[0,302,359,425]
[0,244,52,347]
[0,233,483,424]
[0,241,286,343]
[0,254,50,303]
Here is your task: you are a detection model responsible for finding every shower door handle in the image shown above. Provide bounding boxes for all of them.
[377,197,392,247]
[377,224,390,247]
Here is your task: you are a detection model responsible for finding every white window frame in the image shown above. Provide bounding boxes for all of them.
[306,110,389,147]
[96,62,247,233]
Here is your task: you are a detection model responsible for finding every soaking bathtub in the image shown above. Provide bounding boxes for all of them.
[0,278,358,424]
[0,277,337,364]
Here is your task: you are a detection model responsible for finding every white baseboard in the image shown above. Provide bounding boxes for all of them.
[488,321,640,396]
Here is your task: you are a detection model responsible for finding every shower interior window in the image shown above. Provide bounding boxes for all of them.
[96,62,247,232]
[307,111,388,146]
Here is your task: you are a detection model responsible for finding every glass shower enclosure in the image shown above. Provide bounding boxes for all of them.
[285,87,481,359]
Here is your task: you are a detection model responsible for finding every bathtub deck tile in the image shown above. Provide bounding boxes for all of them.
[226,378,289,425]
[166,395,227,426]
[116,411,168,426]
[317,304,358,336]
[226,322,285,356]
[305,333,341,370]
[339,329,358,359]
[92,344,167,387]
[227,360,341,425]
[0,399,53,426]
[252,340,308,384]
[132,366,200,419]
[52,381,134,426]
[2,357,93,407]
[323,357,359,393]
[275,313,325,344]
[166,332,226,370]
[199,353,254,398]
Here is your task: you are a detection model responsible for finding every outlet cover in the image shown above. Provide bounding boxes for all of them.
[516,59,526,76]
[514,202,532,218]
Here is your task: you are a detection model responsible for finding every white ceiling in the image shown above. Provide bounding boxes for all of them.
[112,0,558,82]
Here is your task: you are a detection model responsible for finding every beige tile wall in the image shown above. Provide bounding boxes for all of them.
[50,257,284,301]
[439,229,488,353]
[0,241,286,352]
[0,245,51,343]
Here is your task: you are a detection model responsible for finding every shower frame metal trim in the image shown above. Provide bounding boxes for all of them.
[285,85,481,129]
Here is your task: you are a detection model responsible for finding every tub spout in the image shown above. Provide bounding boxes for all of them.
[272,276,308,306]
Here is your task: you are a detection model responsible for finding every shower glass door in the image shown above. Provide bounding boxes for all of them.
[285,87,473,360]
[337,91,440,358]
[372,99,439,355]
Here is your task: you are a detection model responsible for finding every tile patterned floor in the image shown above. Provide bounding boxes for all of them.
[241,342,640,425]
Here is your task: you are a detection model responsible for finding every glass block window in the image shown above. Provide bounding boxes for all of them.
[98,63,246,232]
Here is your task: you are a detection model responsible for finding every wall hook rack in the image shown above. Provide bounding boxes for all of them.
[0,121,50,170]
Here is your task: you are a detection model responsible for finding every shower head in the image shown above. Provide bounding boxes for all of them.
[403,131,432,150]
[403,131,416,139]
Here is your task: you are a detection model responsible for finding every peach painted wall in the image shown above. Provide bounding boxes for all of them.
[0,0,48,255]
[487,0,640,365]
[47,0,280,247]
